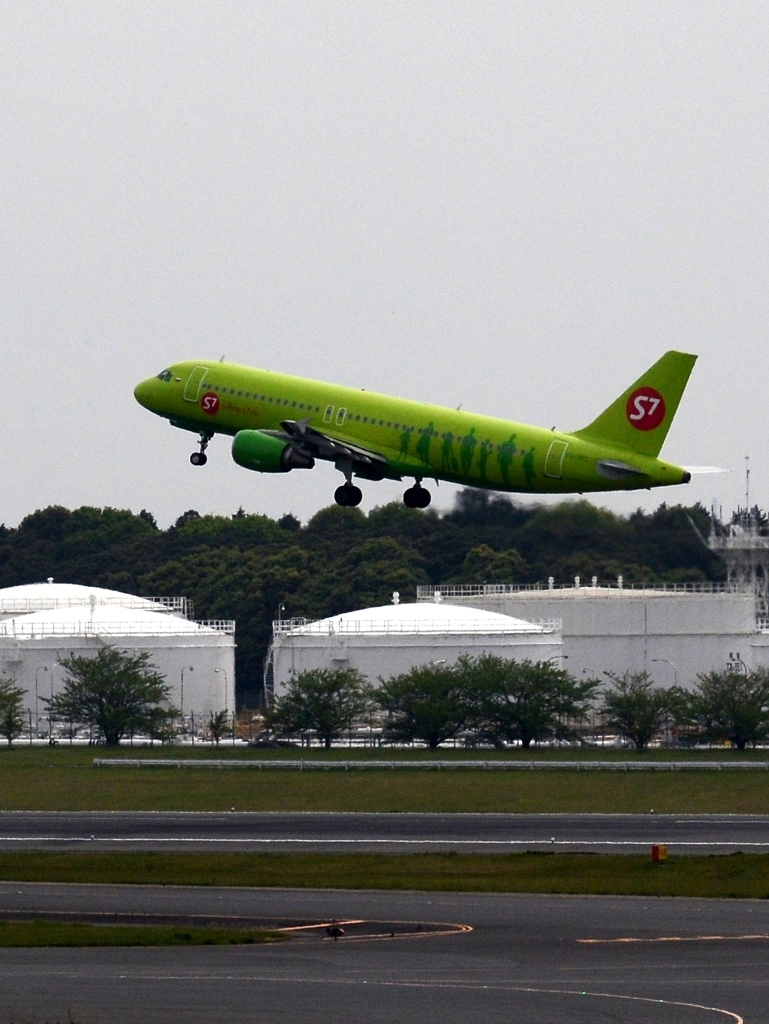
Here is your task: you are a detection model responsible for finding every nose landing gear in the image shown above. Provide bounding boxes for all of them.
[190,433,212,466]
[403,482,431,509]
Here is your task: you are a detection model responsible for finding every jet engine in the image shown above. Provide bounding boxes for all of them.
[232,430,315,473]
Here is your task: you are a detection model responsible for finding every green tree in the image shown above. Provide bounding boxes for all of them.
[208,709,231,745]
[601,672,671,750]
[45,647,175,747]
[0,677,25,746]
[376,663,471,748]
[685,669,769,750]
[266,668,372,749]
[458,544,525,584]
[465,655,597,749]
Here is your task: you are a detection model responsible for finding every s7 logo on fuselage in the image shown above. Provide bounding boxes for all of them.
[201,393,220,415]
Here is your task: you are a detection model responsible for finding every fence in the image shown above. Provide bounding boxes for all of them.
[417,582,750,600]
[93,758,769,771]
[0,619,235,638]
[272,617,561,635]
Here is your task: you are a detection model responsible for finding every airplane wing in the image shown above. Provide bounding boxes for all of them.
[271,418,401,482]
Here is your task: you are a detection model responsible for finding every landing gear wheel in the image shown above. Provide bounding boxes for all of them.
[335,483,363,507]
[403,485,431,509]
[191,432,212,466]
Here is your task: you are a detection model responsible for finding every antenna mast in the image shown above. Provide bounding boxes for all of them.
[746,455,750,510]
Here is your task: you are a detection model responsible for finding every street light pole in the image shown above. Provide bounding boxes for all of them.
[215,667,229,712]
[34,665,48,738]
[180,666,194,733]
[651,658,678,687]
[47,662,62,745]
[652,658,679,748]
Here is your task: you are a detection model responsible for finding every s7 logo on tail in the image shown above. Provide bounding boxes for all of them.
[626,387,665,431]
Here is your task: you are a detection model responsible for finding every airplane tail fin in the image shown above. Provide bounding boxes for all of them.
[573,350,697,458]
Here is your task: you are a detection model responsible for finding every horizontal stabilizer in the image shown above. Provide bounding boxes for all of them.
[682,466,729,475]
[596,460,647,481]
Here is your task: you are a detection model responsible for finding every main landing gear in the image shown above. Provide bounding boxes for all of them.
[334,482,363,507]
[190,433,212,466]
[403,482,431,509]
[332,467,430,510]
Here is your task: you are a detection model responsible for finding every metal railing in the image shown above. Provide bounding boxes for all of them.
[196,620,236,634]
[272,617,561,636]
[0,619,235,638]
[417,582,749,600]
[0,595,191,617]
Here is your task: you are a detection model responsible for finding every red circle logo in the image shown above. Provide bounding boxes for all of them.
[626,387,666,431]
[200,392,220,416]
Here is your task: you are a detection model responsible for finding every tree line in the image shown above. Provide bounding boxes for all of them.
[0,492,724,704]
[267,661,769,752]
[2,651,767,751]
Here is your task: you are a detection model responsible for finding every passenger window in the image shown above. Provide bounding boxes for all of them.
[323,405,334,424]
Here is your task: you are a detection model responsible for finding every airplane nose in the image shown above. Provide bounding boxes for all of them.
[134,378,155,410]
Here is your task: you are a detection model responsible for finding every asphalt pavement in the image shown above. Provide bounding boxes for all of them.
[0,883,766,1022]
[1,810,769,853]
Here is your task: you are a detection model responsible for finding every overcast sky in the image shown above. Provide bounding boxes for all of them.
[1,2,766,529]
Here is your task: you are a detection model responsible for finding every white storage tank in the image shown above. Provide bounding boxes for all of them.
[0,581,235,728]
[268,597,561,699]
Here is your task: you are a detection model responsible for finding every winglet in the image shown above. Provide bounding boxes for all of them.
[573,350,697,458]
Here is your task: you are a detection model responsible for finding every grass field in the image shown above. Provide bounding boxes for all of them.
[1,850,768,899]
[1,747,769,813]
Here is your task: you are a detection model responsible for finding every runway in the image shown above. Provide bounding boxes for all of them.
[2,810,769,853]
[0,883,766,1022]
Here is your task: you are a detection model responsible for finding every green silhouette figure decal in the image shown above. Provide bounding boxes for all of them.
[522,446,536,487]
[441,431,458,472]
[415,422,436,466]
[497,433,518,485]
[399,426,413,459]
[478,439,492,481]
[459,428,477,476]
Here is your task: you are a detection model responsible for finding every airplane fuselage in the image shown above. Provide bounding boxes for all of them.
[135,359,691,498]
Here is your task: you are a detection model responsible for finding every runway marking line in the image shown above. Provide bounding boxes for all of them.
[3,836,769,848]
[278,919,364,932]
[0,971,738,1020]
[579,934,769,945]
[275,919,472,942]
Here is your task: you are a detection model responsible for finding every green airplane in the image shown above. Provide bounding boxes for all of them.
[134,351,696,508]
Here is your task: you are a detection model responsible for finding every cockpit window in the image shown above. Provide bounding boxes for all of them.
[156,370,174,382]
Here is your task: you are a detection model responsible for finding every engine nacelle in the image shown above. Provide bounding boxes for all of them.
[232,430,315,473]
